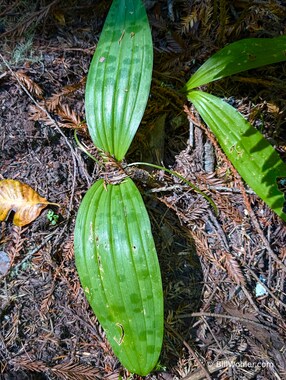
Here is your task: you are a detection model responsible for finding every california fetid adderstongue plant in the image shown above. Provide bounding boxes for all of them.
[184,36,286,221]
[74,0,164,376]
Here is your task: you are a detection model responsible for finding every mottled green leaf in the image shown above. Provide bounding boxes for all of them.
[185,36,286,90]
[85,0,153,161]
[188,90,286,221]
[74,178,164,375]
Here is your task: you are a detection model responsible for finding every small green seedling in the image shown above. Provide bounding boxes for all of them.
[47,210,59,226]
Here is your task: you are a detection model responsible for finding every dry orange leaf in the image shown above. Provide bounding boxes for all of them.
[0,179,58,227]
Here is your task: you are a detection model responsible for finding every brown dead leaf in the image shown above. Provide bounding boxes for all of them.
[0,179,58,227]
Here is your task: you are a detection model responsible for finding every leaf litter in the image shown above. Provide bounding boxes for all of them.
[0,0,286,379]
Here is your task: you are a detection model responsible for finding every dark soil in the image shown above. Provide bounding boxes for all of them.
[1,1,286,379]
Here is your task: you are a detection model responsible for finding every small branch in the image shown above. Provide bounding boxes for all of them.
[181,356,237,380]
[166,323,212,380]
[187,312,277,331]
[128,161,218,214]
[12,233,56,273]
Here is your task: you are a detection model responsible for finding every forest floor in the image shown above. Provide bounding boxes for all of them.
[0,1,286,379]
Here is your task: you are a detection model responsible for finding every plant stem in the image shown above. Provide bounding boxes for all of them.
[74,130,101,164]
[127,162,218,214]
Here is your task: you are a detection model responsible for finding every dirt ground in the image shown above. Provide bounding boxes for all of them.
[1,1,286,379]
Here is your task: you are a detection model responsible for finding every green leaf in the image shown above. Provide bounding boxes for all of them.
[85,0,153,161]
[74,178,164,375]
[187,91,286,221]
[185,35,286,90]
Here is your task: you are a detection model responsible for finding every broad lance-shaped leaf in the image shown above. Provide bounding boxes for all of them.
[187,91,286,221]
[185,35,286,90]
[0,179,57,226]
[85,0,153,161]
[74,178,163,375]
